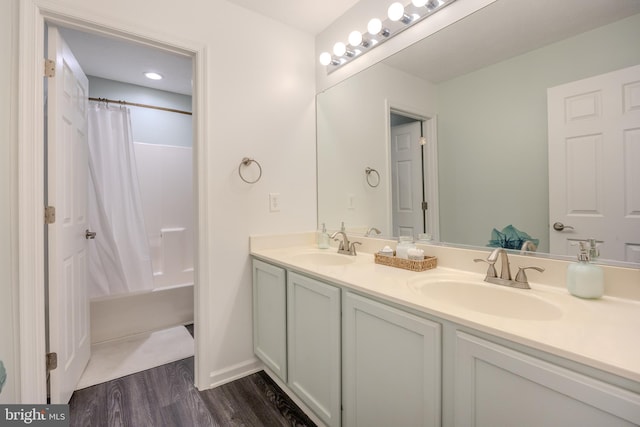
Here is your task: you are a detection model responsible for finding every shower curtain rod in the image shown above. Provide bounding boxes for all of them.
[89,97,192,116]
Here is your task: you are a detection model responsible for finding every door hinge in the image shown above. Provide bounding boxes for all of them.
[422,201,428,211]
[44,59,55,78]
[46,352,58,371]
[45,206,56,224]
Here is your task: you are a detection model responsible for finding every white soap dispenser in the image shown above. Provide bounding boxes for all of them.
[566,241,604,299]
[318,223,330,249]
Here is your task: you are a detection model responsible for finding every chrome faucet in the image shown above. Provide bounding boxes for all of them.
[330,231,361,256]
[365,227,381,237]
[474,248,544,289]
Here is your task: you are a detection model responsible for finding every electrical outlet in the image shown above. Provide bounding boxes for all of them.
[269,193,281,212]
[348,194,355,210]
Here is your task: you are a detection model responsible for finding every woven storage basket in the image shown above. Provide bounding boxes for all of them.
[374,253,437,272]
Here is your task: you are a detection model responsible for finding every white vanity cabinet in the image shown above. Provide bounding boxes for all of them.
[343,291,442,427]
[252,259,287,382]
[287,271,341,427]
[454,331,640,427]
[252,254,640,427]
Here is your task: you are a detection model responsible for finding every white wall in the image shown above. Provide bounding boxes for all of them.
[317,62,438,235]
[4,0,316,401]
[0,0,18,404]
[88,76,193,147]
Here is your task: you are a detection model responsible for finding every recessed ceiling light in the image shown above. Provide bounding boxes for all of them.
[144,72,163,80]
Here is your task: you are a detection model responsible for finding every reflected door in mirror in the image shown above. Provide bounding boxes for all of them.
[391,121,424,237]
[548,64,640,263]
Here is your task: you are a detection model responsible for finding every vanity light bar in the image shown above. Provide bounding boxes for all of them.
[319,0,456,74]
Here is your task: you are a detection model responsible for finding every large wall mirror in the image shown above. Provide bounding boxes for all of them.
[317,0,640,266]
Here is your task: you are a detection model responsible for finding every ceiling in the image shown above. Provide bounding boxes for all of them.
[225,0,361,34]
[59,0,356,96]
[59,0,640,97]
[59,27,194,96]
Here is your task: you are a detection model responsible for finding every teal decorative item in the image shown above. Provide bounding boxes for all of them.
[487,224,539,250]
[0,360,6,394]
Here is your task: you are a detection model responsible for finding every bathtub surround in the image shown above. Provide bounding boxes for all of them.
[134,142,194,289]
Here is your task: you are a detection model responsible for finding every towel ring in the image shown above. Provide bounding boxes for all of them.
[238,157,262,184]
[365,167,380,188]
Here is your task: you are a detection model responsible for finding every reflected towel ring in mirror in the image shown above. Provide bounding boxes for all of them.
[365,167,380,188]
[239,157,262,184]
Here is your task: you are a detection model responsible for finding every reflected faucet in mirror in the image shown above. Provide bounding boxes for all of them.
[520,240,538,254]
[365,227,381,237]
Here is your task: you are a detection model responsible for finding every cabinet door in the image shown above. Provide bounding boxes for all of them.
[288,272,341,427]
[454,331,640,427]
[343,291,441,427]
[252,259,287,381]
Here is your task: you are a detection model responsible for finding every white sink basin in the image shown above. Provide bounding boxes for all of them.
[290,251,357,266]
[408,277,562,321]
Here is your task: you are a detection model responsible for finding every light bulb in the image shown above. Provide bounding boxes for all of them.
[412,0,429,6]
[319,52,332,66]
[388,2,405,21]
[333,42,347,56]
[144,72,163,80]
[348,31,363,47]
[367,18,382,35]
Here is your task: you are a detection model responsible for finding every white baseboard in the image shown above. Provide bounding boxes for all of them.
[206,357,263,389]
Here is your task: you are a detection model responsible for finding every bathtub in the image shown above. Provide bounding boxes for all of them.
[90,282,194,344]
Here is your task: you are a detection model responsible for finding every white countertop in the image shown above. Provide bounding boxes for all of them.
[251,241,640,384]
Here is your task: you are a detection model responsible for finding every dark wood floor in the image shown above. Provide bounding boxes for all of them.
[69,327,316,427]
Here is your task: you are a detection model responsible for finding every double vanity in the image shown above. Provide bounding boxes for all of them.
[250,232,640,427]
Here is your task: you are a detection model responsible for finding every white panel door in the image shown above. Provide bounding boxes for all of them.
[548,64,640,262]
[47,26,91,403]
[391,121,424,237]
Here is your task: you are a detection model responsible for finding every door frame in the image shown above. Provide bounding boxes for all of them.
[18,1,210,402]
[385,99,440,241]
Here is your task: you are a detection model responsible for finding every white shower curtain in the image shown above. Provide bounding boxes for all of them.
[87,102,154,298]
